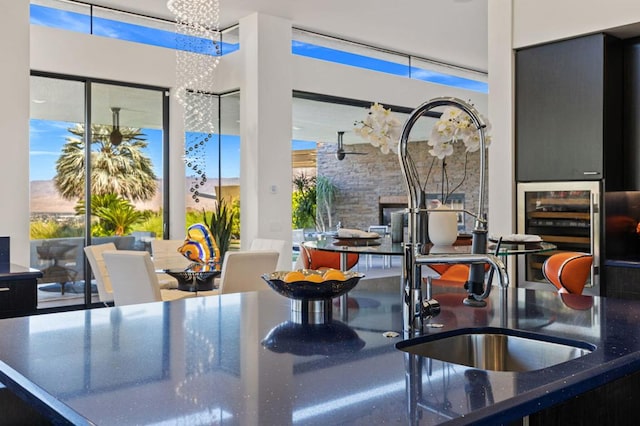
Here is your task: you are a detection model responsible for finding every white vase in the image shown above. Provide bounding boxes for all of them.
[428,205,458,246]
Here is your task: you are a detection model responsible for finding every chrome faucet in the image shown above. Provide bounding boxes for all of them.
[398,97,509,332]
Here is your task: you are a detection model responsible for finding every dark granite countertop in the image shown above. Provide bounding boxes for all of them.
[0,263,42,280]
[1,283,640,425]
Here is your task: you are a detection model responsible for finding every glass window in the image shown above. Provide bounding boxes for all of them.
[291,28,488,93]
[30,0,91,33]
[184,91,240,246]
[30,75,87,309]
[292,28,411,78]
[92,7,179,51]
[30,0,232,56]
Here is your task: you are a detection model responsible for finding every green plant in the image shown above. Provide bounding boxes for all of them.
[203,199,236,262]
[229,198,241,237]
[30,219,83,239]
[316,175,337,231]
[131,210,163,236]
[75,193,149,236]
[292,173,317,229]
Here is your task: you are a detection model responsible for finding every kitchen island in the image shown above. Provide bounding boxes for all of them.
[0,281,640,425]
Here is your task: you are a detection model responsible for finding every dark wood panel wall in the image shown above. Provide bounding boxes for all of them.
[623,37,640,189]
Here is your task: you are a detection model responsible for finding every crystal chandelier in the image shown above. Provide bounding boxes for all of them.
[167,0,221,203]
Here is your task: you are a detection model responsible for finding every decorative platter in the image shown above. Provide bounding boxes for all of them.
[262,270,364,301]
[164,265,220,292]
[332,238,381,247]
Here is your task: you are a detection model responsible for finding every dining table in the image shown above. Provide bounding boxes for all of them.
[303,235,557,318]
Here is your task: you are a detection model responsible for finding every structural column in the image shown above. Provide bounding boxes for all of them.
[239,13,293,249]
[0,0,30,265]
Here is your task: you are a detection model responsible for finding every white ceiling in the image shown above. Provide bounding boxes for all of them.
[88,0,488,73]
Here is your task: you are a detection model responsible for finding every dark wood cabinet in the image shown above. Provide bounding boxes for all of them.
[515,33,623,187]
[0,279,37,317]
[0,265,41,318]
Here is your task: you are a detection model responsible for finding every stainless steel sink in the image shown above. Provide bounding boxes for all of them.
[396,327,595,372]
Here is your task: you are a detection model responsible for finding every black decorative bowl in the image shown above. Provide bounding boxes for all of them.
[164,264,220,292]
[261,320,365,356]
[261,270,364,301]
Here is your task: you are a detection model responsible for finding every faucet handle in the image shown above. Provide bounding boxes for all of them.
[421,298,441,320]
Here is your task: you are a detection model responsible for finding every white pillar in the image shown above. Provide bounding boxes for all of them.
[487,0,516,238]
[0,0,30,265]
[169,92,187,239]
[239,13,293,250]
[487,1,517,282]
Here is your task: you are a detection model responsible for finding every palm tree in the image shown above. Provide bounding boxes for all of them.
[54,123,157,201]
[75,194,150,236]
[316,175,337,231]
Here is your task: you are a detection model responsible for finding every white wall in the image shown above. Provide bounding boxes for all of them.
[0,0,31,265]
[513,0,640,48]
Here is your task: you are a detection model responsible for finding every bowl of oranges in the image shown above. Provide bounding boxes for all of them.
[261,268,364,301]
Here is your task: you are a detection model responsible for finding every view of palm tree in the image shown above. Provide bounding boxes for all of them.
[54,123,157,202]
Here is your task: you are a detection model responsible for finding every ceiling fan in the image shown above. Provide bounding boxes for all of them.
[109,107,123,146]
[335,131,367,161]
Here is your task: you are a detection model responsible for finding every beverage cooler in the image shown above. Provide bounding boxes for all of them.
[516,181,601,295]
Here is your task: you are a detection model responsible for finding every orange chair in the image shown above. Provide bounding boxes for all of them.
[542,252,593,295]
[428,264,471,287]
[426,263,492,288]
[299,245,359,271]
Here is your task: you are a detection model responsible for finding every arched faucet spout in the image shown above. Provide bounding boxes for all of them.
[398,97,493,332]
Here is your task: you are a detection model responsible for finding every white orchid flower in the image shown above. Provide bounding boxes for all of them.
[427,106,491,158]
[428,141,454,159]
[353,102,402,155]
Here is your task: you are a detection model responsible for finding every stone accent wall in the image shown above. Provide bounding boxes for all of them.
[316,140,487,232]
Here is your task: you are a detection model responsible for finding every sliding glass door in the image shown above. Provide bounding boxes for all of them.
[29,74,167,310]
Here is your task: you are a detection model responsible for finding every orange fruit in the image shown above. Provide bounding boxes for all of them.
[305,274,324,283]
[323,269,346,281]
[284,271,305,283]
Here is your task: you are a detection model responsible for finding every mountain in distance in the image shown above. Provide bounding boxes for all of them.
[30,177,240,214]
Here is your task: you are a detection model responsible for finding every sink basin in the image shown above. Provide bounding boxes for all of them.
[396,327,595,372]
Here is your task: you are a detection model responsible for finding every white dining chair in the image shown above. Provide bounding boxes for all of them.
[249,238,289,271]
[218,250,279,295]
[151,239,192,289]
[102,250,196,306]
[84,242,117,305]
[367,225,391,268]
